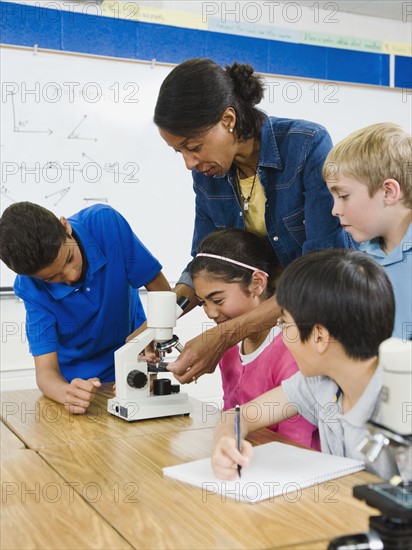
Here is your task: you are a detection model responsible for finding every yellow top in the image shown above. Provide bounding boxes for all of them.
[237,171,266,236]
[237,172,284,287]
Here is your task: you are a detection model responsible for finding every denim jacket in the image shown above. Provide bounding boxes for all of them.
[178,116,353,287]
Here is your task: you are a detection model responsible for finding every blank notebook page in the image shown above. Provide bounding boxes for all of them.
[163,442,365,503]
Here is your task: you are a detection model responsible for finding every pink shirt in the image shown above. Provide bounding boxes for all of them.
[219,330,320,450]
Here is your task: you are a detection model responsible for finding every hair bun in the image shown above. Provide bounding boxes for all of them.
[225,62,264,105]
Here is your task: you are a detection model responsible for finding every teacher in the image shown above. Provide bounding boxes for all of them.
[154,58,352,383]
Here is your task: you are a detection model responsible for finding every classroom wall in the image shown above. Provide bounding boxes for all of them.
[1,45,409,289]
[1,0,410,395]
[1,0,411,87]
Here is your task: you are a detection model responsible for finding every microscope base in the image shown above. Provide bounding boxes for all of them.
[369,515,412,550]
[107,394,192,422]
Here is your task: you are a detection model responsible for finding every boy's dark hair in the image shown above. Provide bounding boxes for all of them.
[0,202,67,275]
[276,249,395,360]
[154,58,266,140]
[190,228,277,299]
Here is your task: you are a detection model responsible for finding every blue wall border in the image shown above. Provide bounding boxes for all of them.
[1,1,409,88]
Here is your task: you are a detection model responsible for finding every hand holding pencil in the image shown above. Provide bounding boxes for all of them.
[211,405,254,480]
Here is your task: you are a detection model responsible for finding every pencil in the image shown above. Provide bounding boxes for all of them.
[235,404,242,478]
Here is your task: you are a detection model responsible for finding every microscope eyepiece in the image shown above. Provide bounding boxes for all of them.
[177,296,190,311]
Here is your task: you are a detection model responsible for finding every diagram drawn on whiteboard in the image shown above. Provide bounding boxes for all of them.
[44,187,71,206]
[67,115,97,142]
[10,93,53,135]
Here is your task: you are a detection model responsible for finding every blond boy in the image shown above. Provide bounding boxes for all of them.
[323,123,412,341]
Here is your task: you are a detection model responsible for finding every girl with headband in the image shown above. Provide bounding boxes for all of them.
[190,228,320,449]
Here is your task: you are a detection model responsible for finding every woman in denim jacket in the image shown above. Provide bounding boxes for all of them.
[154,58,352,384]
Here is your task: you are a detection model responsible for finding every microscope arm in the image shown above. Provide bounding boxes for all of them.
[114,328,156,400]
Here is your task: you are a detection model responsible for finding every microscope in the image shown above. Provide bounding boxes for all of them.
[107,291,192,421]
[329,337,412,550]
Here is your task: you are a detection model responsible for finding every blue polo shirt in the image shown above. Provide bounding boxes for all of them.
[14,204,162,382]
[360,222,412,341]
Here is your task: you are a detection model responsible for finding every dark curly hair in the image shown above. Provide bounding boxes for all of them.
[154,58,266,141]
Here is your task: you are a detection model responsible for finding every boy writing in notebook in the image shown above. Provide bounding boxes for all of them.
[323,122,412,340]
[212,249,398,480]
[0,202,170,413]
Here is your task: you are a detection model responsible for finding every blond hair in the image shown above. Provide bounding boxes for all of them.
[323,123,412,209]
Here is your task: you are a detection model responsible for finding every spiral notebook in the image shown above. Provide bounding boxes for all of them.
[163,442,365,503]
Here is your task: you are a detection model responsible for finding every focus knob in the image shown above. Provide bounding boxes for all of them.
[127,370,148,389]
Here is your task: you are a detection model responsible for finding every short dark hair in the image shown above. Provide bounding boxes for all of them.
[190,228,277,298]
[154,58,266,140]
[0,202,67,275]
[276,249,395,360]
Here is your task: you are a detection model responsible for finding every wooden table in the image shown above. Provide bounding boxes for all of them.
[1,451,132,549]
[0,385,218,451]
[1,387,380,549]
[1,421,25,459]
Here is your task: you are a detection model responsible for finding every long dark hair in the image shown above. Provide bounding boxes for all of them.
[154,58,266,140]
[190,228,277,299]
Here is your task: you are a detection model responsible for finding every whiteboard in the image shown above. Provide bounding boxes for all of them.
[1,46,410,288]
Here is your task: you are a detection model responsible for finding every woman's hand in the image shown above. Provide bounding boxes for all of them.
[166,329,222,383]
[168,296,280,384]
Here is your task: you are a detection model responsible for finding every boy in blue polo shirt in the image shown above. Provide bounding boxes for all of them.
[0,202,170,414]
[323,123,412,341]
